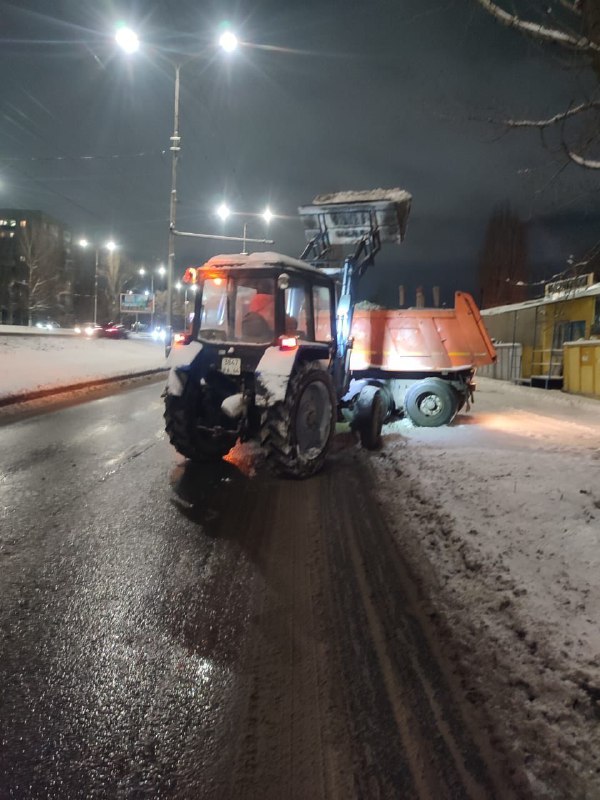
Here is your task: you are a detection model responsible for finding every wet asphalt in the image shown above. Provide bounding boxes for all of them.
[0,381,526,799]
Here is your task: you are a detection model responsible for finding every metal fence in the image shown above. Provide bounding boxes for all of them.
[477,342,522,382]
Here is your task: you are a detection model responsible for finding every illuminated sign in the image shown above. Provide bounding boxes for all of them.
[120,293,154,313]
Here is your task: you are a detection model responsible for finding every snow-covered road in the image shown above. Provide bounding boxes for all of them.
[372,380,600,797]
[0,333,166,401]
[3,331,600,796]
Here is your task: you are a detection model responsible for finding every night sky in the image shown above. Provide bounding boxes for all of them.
[1,0,598,306]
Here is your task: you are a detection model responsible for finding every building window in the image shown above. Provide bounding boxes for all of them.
[552,320,586,348]
[592,298,600,336]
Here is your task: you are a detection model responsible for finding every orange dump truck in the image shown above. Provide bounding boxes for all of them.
[343,291,496,428]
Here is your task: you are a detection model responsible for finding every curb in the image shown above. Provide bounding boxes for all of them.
[0,367,168,409]
[0,331,76,338]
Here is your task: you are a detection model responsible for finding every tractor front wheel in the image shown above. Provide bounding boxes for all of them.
[354,385,385,450]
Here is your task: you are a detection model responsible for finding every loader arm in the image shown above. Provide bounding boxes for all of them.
[298,189,412,392]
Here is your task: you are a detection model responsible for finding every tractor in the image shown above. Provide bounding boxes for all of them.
[163,189,495,477]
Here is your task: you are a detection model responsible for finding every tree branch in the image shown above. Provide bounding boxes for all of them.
[473,0,600,52]
[498,99,600,127]
[565,149,600,167]
[557,0,582,15]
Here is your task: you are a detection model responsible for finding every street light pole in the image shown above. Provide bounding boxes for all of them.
[150,272,155,328]
[80,238,116,325]
[93,247,99,325]
[166,64,182,334]
[114,27,238,332]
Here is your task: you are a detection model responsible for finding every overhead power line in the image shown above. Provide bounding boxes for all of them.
[0,149,167,164]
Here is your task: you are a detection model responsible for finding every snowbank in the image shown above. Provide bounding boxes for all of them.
[0,334,166,400]
[371,378,600,797]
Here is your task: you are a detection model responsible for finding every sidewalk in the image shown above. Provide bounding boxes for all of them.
[0,332,168,406]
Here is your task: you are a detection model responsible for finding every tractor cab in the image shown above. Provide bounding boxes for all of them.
[181,252,337,352]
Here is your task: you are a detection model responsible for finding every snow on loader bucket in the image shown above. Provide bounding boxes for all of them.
[299,188,412,247]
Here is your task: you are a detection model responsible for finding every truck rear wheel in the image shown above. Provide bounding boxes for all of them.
[404,378,457,427]
[354,385,385,450]
[164,383,233,462]
[261,361,336,478]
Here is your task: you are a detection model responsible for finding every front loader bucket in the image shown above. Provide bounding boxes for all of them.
[299,188,412,246]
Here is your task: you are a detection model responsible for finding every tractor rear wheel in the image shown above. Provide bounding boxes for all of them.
[261,361,336,478]
[164,382,233,462]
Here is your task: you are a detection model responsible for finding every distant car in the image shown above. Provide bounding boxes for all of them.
[35,320,60,330]
[74,322,101,337]
[99,322,129,339]
[150,326,167,342]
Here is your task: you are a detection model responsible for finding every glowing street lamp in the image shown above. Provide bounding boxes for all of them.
[216,204,277,224]
[115,24,139,54]
[216,203,231,222]
[218,31,238,53]
[216,205,277,253]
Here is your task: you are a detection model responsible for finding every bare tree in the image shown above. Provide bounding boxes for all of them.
[100,249,122,321]
[474,0,600,168]
[18,221,65,325]
[478,204,529,308]
[100,252,145,322]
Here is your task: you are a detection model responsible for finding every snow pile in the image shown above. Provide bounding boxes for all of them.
[313,188,412,205]
[371,378,600,797]
[0,334,166,400]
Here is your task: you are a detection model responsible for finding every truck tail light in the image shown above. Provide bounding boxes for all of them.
[174,332,192,345]
[279,336,298,351]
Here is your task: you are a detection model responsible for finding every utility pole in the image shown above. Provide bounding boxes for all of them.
[93,247,99,324]
[166,64,181,334]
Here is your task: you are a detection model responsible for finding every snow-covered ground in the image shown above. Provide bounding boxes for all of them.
[3,333,600,796]
[372,380,600,798]
[0,332,166,401]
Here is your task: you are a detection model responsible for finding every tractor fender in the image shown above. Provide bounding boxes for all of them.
[342,377,371,403]
[165,341,203,396]
[255,346,299,408]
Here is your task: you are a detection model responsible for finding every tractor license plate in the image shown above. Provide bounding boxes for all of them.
[221,357,241,375]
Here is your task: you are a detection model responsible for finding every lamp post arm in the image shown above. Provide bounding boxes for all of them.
[171,228,274,245]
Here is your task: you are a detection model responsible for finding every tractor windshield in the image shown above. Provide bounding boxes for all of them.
[197,274,276,343]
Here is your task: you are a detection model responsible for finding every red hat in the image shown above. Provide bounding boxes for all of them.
[249,293,273,314]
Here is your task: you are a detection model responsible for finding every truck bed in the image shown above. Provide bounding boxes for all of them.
[349,292,496,373]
